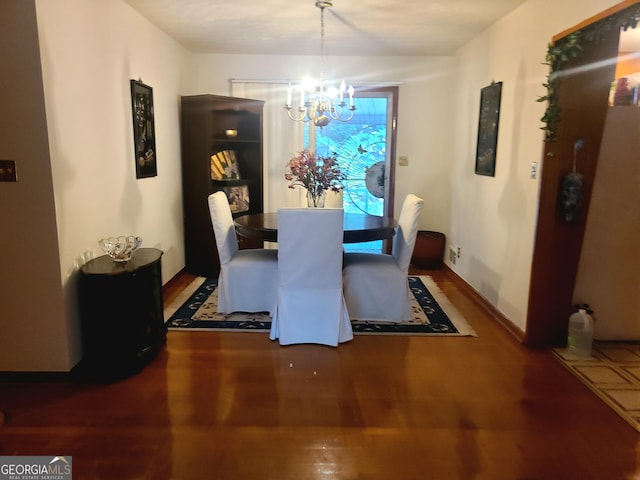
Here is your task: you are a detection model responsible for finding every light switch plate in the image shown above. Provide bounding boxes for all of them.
[399,155,409,166]
[0,160,17,182]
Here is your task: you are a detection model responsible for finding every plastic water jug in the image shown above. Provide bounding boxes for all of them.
[567,308,594,356]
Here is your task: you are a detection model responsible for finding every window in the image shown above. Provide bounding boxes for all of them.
[306,87,398,252]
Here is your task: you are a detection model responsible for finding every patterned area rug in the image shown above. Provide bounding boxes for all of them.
[165,275,476,336]
[553,342,640,432]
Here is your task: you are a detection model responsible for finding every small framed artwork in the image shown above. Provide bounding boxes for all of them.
[475,81,502,177]
[221,184,250,214]
[130,79,157,178]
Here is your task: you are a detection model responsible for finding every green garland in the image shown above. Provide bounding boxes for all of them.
[537,32,582,142]
[537,3,639,143]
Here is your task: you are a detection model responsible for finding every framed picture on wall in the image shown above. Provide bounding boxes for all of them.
[474,81,502,177]
[130,79,157,178]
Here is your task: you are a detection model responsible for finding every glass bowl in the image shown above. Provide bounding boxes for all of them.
[99,236,142,262]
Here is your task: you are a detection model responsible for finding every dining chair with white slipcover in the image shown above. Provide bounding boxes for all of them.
[208,191,278,314]
[270,208,353,346]
[342,194,424,322]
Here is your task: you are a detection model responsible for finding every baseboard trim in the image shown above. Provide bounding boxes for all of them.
[0,371,71,382]
[443,265,525,343]
[163,267,188,292]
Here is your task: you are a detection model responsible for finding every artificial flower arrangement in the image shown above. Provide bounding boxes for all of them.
[284,149,345,207]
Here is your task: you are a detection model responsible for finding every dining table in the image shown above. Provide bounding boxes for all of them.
[234,212,397,243]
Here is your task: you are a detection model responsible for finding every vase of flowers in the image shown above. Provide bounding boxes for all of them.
[305,189,326,208]
[284,149,345,207]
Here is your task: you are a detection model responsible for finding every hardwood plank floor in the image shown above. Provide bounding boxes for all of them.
[1,267,638,479]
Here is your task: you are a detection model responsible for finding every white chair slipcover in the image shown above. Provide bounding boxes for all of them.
[342,194,424,322]
[270,208,353,346]
[208,191,278,314]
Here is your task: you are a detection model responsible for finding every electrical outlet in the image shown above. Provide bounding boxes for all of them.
[449,247,457,265]
[530,162,538,179]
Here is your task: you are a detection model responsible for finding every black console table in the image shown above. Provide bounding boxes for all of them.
[75,248,166,381]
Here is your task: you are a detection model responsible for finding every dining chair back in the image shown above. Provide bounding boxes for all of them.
[392,193,424,271]
[342,194,424,322]
[209,191,238,264]
[270,208,353,346]
[208,191,278,314]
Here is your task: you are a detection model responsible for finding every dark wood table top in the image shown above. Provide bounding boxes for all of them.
[80,248,163,276]
[234,212,397,243]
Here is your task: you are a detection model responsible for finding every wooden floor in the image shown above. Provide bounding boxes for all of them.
[1,267,638,479]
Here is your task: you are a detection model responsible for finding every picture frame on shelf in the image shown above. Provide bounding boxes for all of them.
[221,184,250,214]
[474,81,502,177]
[130,79,157,178]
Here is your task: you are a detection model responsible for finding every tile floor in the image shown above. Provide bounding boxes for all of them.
[553,341,640,432]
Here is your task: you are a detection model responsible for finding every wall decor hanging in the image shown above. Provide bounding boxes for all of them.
[130,79,157,178]
[475,81,502,177]
[559,139,585,223]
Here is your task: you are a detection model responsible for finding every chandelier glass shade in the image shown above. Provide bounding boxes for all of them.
[285,1,356,127]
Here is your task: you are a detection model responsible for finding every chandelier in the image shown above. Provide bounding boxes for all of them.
[285,0,356,127]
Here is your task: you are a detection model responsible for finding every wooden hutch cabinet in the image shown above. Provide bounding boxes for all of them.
[180,94,264,277]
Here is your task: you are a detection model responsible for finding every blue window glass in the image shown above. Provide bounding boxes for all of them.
[313,96,389,253]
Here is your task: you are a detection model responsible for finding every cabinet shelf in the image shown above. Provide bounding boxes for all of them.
[211,178,250,186]
[212,138,260,144]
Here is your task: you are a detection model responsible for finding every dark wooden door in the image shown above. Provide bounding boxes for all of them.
[525,3,638,347]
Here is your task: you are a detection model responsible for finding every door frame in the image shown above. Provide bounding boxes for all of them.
[359,86,399,252]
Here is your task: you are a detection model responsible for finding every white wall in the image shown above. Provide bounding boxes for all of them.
[37,0,187,285]
[447,0,624,333]
[0,0,66,371]
[35,0,187,371]
[0,0,188,371]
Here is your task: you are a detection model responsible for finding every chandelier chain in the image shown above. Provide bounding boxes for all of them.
[319,4,325,81]
[284,0,356,128]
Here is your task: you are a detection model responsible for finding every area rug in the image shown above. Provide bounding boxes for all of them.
[164,275,476,336]
[553,342,640,432]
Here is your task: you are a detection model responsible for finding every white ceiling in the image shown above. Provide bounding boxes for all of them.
[123,0,530,56]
